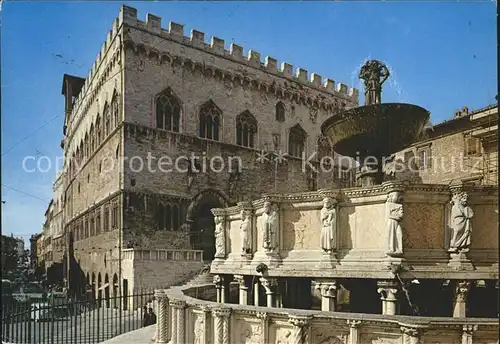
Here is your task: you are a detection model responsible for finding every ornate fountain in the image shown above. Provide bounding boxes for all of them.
[321,60,430,186]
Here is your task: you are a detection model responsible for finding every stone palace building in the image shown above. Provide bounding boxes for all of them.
[38,5,498,329]
[42,4,360,301]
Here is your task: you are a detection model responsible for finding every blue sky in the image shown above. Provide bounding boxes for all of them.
[1,1,497,245]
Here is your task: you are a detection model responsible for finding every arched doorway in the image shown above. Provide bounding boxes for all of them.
[186,190,228,261]
[104,274,110,308]
[97,273,102,308]
[91,273,96,301]
[113,274,119,309]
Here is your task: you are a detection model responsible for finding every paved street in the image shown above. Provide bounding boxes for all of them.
[2,308,144,344]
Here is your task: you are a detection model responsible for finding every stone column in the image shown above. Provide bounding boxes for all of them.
[315,280,338,312]
[168,300,186,344]
[213,275,223,303]
[400,325,425,344]
[154,290,169,343]
[254,278,260,306]
[201,306,211,344]
[346,320,361,344]
[453,281,471,318]
[212,308,231,344]
[288,315,312,344]
[461,324,477,344]
[256,312,269,344]
[260,277,278,308]
[168,300,178,344]
[234,275,248,305]
[176,301,186,344]
[377,280,399,315]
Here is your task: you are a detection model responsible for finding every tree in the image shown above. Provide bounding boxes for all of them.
[1,235,18,275]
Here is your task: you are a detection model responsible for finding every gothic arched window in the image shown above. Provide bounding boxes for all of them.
[96,115,102,146]
[165,205,172,230]
[79,142,83,164]
[103,102,110,137]
[111,91,119,128]
[236,111,257,148]
[156,88,181,132]
[288,124,307,158]
[76,147,81,167]
[276,102,285,122]
[84,132,89,159]
[90,124,95,154]
[199,100,222,141]
[172,205,179,230]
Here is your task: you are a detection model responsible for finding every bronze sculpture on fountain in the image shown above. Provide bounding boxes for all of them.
[321,60,430,187]
[359,59,390,106]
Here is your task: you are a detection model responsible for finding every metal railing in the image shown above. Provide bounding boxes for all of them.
[1,291,155,344]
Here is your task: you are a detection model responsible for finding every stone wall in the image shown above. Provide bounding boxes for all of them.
[72,228,121,285]
[392,131,484,185]
[155,285,499,344]
[118,2,360,251]
[390,105,498,187]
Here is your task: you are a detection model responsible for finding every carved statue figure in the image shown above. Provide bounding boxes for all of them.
[240,210,252,254]
[448,192,474,253]
[320,197,337,253]
[386,191,404,256]
[193,315,204,344]
[214,215,226,258]
[359,59,390,106]
[262,201,279,251]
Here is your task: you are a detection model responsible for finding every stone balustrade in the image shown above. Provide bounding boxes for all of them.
[122,248,204,261]
[154,284,499,344]
[210,181,498,280]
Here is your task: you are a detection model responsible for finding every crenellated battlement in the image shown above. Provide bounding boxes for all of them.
[119,5,359,103]
[67,4,359,141]
[68,15,121,133]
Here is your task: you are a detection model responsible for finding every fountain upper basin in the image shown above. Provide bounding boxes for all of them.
[321,103,430,158]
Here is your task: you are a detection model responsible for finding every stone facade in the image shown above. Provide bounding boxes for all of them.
[43,4,359,299]
[389,104,498,186]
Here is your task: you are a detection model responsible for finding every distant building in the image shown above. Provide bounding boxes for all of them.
[14,236,25,259]
[30,233,42,270]
[390,104,498,185]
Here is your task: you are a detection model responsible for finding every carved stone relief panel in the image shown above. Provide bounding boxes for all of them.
[235,319,262,344]
[421,329,462,344]
[359,326,402,344]
[282,208,321,251]
[471,204,498,249]
[311,325,348,344]
[403,203,444,249]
